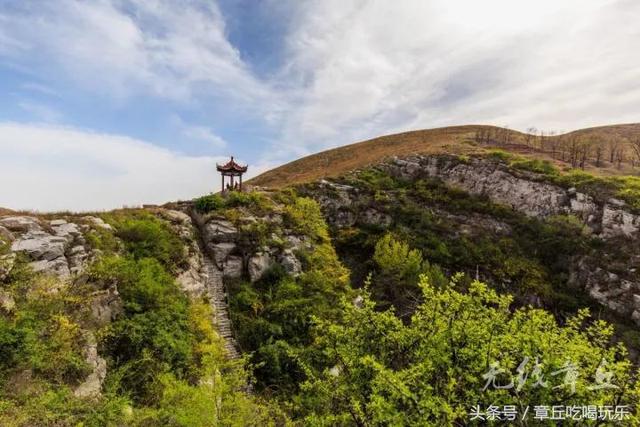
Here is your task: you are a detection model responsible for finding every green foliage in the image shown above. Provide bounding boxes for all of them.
[194,191,274,214]
[108,211,186,271]
[353,168,406,190]
[510,158,559,175]
[486,149,514,162]
[372,234,446,307]
[299,277,640,426]
[194,193,225,213]
[84,222,120,254]
[283,197,331,242]
[90,256,200,404]
[229,194,350,395]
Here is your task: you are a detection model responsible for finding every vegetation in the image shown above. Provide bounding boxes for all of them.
[194,191,274,215]
[228,193,350,396]
[0,211,284,426]
[298,276,640,425]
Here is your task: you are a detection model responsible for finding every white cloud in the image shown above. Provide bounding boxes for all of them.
[0,0,273,105]
[270,0,640,159]
[0,123,227,212]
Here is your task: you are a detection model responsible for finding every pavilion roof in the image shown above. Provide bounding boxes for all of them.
[216,156,248,173]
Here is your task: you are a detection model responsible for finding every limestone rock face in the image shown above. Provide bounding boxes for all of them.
[203,219,238,243]
[81,216,113,231]
[308,155,640,327]
[90,288,123,327]
[210,242,237,268]
[248,252,272,282]
[279,249,302,277]
[3,215,93,278]
[74,335,107,398]
[223,256,244,279]
[381,155,640,239]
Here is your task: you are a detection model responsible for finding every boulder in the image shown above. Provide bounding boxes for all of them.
[90,289,123,327]
[0,225,14,242]
[248,252,271,282]
[223,256,244,279]
[203,219,238,243]
[161,209,191,225]
[0,216,42,233]
[52,222,82,239]
[279,249,302,276]
[11,235,67,261]
[82,216,113,231]
[209,242,236,268]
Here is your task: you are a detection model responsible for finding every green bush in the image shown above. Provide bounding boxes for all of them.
[510,158,559,175]
[299,277,639,425]
[110,212,186,271]
[194,194,225,213]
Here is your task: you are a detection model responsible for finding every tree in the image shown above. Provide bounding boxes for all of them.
[299,276,640,426]
[372,234,445,311]
[629,137,640,167]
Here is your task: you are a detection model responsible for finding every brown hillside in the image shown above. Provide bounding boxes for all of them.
[249,124,640,188]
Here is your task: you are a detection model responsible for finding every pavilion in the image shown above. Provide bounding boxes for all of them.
[216,156,248,193]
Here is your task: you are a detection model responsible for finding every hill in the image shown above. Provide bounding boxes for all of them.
[249,123,640,188]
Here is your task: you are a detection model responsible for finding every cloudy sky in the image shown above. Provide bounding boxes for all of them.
[1,0,639,211]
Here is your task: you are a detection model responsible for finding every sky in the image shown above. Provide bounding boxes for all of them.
[0,0,639,211]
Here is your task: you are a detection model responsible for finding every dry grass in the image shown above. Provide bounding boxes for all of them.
[249,124,640,188]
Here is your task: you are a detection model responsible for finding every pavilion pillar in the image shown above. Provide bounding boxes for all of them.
[221,174,224,192]
[239,174,243,191]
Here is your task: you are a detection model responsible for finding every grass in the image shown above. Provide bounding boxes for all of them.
[249,124,640,189]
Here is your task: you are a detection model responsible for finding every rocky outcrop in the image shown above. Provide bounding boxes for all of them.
[382,155,640,239]
[1,216,93,278]
[310,155,640,327]
[74,334,107,398]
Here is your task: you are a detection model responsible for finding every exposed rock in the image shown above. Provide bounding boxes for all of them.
[203,219,238,243]
[52,222,82,239]
[0,290,15,312]
[601,203,640,238]
[353,295,364,309]
[209,242,236,268]
[90,289,123,327]
[285,234,312,251]
[0,225,15,242]
[49,219,67,226]
[161,209,191,225]
[223,256,244,279]
[279,249,302,276]
[0,216,43,233]
[82,216,114,231]
[74,335,107,398]
[30,258,71,277]
[248,252,272,282]
[360,208,392,227]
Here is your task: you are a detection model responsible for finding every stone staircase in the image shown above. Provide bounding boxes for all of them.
[202,254,241,360]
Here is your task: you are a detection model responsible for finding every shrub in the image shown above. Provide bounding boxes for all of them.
[299,277,639,425]
[283,197,330,242]
[110,213,186,271]
[510,158,559,175]
[194,194,224,213]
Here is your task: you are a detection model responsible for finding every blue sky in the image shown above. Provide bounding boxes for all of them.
[0,0,639,211]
